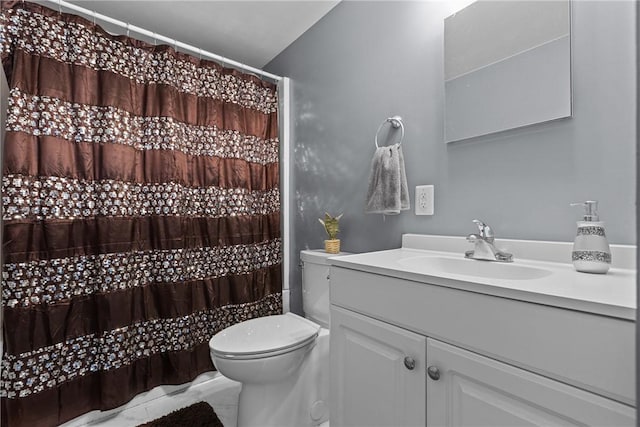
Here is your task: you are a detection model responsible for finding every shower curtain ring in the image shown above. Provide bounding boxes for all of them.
[58,0,62,14]
[126,23,130,37]
[92,10,96,25]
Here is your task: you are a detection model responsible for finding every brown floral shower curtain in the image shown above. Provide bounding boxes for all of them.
[0,2,282,426]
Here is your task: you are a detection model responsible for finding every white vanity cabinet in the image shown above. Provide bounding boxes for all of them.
[330,305,426,426]
[427,338,635,426]
[329,265,636,427]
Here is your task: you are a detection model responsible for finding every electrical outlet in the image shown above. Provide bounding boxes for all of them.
[415,185,434,215]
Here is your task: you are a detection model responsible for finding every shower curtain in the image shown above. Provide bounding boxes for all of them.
[0,2,282,426]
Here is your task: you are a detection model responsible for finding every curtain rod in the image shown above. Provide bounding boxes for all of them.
[41,0,283,83]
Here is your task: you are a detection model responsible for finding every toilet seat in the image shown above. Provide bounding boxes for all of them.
[210,313,320,360]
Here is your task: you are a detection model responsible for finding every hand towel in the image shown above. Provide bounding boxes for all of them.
[365,143,410,215]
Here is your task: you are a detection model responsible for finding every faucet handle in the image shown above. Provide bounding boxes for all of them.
[471,219,494,242]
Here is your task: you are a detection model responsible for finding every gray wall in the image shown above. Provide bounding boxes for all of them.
[636,0,639,419]
[266,1,636,313]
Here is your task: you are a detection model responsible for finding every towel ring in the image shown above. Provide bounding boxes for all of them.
[375,116,404,148]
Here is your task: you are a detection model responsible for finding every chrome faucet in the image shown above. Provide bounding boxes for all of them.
[465,220,513,262]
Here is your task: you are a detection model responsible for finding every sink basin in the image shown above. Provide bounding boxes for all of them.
[398,256,552,281]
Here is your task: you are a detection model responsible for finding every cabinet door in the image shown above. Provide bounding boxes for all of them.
[331,306,426,427]
[427,338,635,427]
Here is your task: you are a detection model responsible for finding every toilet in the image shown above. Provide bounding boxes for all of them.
[209,250,344,427]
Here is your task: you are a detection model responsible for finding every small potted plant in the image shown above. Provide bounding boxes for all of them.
[319,212,343,254]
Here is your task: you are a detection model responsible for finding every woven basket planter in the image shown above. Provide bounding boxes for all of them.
[325,239,340,254]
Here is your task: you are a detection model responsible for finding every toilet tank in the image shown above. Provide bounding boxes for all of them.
[300,250,349,328]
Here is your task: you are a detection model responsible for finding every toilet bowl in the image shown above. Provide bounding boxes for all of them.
[210,313,329,426]
[208,250,346,427]
[210,313,320,385]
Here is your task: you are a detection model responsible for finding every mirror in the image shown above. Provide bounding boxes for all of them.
[444,0,572,143]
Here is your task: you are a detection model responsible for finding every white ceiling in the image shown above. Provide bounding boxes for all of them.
[39,1,340,69]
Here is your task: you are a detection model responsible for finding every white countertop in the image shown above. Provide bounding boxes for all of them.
[328,235,636,321]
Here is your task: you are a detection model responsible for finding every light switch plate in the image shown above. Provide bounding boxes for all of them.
[415,185,434,215]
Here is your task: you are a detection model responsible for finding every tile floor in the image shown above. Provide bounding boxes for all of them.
[61,371,330,427]
[61,372,241,427]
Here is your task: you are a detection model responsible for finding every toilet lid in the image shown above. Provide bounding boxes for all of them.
[209,313,320,358]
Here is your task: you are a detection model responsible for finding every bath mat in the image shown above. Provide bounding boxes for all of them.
[137,401,224,427]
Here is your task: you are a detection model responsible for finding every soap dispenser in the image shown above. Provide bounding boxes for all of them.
[569,201,611,274]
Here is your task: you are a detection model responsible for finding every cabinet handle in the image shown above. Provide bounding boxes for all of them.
[403,357,416,370]
[427,366,441,381]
